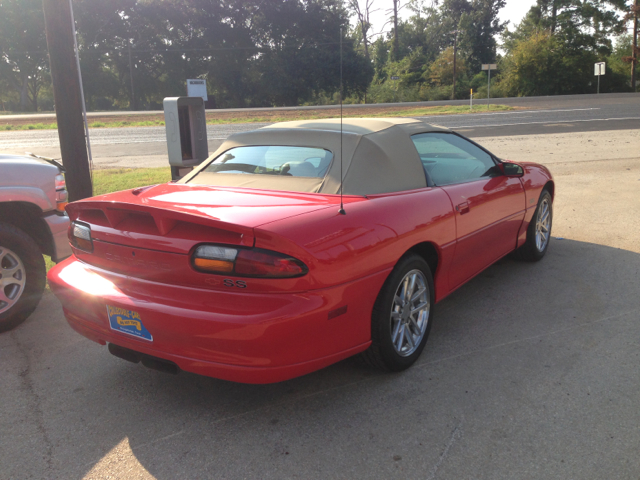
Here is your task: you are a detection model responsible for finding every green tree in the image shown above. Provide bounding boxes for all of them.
[499,31,598,96]
[527,0,628,55]
[606,34,637,91]
[250,0,372,106]
[0,0,49,111]
[428,46,467,86]
[499,0,632,96]
[458,0,506,70]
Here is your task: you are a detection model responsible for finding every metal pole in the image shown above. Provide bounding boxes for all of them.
[42,0,92,201]
[68,0,92,177]
[487,68,491,110]
[598,71,600,94]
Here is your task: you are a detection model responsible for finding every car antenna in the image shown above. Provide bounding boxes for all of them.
[338,26,346,215]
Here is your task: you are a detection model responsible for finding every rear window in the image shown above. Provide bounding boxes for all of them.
[195,146,333,178]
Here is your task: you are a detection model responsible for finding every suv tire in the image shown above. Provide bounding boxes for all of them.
[0,222,46,332]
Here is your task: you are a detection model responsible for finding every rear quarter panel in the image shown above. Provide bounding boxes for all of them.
[516,162,554,248]
[255,187,457,299]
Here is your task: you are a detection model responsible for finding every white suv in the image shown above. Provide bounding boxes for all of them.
[0,154,71,331]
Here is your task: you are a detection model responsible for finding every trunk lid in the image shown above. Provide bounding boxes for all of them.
[66,184,342,282]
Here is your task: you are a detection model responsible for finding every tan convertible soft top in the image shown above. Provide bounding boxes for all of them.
[182,118,449,195]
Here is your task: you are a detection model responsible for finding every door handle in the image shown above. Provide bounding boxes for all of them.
[456,202,470,214]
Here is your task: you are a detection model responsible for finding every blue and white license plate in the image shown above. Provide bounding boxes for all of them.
[106,305,153,342]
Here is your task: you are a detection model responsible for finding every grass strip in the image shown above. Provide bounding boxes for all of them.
[203,105,514,124]
[3,105,514,131]
[1,120,165,131]
[91,167,172,196]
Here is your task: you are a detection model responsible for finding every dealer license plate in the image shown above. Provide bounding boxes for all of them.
[106,305,153,342]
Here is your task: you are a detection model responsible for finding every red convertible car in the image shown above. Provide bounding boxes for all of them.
[48,118,553,383]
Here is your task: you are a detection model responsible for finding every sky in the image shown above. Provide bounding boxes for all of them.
[366,0,538,39]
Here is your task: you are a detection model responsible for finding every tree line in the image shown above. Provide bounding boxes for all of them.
[0,0,637,112]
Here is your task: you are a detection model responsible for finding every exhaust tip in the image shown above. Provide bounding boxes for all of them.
[108,343,180,375]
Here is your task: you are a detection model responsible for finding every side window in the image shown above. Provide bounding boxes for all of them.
[411,133,498,186]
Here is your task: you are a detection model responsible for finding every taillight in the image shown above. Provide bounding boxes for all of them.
[193,244,307,278]
[55,174,66,190]
[235,250,306,277]
[193,245,237,273]
[55,174,68,212]
[69,222,93,253]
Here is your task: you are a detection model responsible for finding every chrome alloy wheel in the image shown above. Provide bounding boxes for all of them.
[0,247,26,314]
[535,197,551,252]
[390,269,430,357]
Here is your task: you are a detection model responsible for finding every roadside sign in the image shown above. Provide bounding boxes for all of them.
[187,79,208,101]
[594,62,606,94]
[481,65,497,108]
[390,76,400,80]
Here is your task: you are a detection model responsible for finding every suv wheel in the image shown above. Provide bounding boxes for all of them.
[0,223,46,332]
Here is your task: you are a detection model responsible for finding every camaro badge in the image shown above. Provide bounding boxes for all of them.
[106,305,153,341]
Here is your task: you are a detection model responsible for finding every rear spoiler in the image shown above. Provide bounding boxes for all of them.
[66,200,255,247]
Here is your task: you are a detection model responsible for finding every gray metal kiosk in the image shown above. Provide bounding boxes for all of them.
[163,96,209,180]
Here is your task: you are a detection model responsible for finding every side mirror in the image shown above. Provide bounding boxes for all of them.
[500,162,524,177]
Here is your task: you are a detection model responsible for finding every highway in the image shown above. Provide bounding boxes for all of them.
[1,93,638,166]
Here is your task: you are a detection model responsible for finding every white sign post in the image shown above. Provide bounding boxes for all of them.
[481,64,497,110]
[186,79,208,101]
[594,62,606,94]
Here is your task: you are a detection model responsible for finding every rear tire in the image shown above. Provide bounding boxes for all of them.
[360,254,434,372]
[513,189,553,262]
[0,223,46,332]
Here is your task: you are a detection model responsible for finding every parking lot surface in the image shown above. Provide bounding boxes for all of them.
[1,130,639,479]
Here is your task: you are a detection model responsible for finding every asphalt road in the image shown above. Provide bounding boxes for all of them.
[1,128,640,479]
[1,93,639,167]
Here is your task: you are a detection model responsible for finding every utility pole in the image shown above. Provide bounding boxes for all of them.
[128,43,136,110]
[393,0,399,61]
[633,0,638,92]
[451,30,459,101]
[551,0,558,34]
[42,0,92,201]
[623,0,638,91]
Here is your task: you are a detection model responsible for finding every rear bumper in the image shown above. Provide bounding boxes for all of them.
[48,257,386,383]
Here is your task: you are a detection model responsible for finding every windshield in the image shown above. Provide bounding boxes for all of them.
[196,146,333,178]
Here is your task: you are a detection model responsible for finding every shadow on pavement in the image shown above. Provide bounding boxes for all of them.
[2,238,639,479]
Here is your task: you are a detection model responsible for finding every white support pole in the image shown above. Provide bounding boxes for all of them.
[487,68,491,110]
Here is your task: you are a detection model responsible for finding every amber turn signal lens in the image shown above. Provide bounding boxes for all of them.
[56,202,68,212]
[193,258,234,273]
